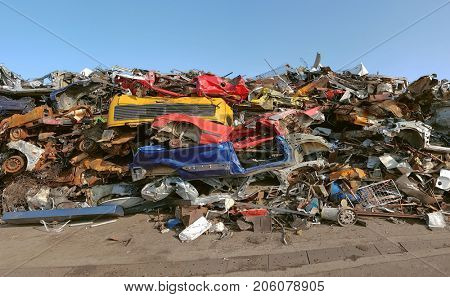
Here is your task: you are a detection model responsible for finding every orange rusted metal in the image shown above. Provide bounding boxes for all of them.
[8,105,53,129]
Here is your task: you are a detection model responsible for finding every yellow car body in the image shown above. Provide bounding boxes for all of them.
[107,94,233,127]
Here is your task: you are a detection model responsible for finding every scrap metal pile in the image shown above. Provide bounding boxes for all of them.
[1,57,449,240]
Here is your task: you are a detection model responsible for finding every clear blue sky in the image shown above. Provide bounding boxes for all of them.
[1,0,449,81]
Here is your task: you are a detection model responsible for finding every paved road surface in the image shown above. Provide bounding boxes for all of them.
[1,214,449,276]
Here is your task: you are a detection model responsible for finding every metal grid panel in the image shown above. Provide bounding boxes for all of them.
[356,179,402,208]
[114,104,216,120]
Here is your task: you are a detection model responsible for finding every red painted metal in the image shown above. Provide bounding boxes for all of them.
[152,107,322,149]
[195,74,249,104]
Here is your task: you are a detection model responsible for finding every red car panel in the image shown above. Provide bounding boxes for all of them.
[195,74,249,104]
[151,113,233,144]
[152,107,322,150]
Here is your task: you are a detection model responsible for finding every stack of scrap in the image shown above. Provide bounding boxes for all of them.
[1,56,449,238]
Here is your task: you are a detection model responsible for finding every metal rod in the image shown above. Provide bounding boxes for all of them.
[263,59,293,92]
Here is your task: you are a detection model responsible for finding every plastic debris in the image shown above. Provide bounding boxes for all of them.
[179,216,212,242]
[426,212,446,229]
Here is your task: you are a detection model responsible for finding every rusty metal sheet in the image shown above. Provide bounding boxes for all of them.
[7,105,53,128]
[80,158,127,174]
[329,168,367,181]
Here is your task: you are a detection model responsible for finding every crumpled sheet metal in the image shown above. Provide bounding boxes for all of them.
[295,76,329,97]
[248,87,301,110]
[386,121,450,153]
[379,154,398,170]
[151,113,233,145]
[374,100,408,118]
[405,75,449,104]
[3,105,53,130]
[99,197,145,209]
[26,186,52,210]
[7,140,45,171]
[191,193,232,206]
[254,106,324,135]
[50,79,107,112]
[96,129,116,142]
[80,158,127,174]
[174,179,199,200]
[113,69,194,98]
[141,177,198,202]
[329,168,367,181]
[0,64,23,91]
[141,178,175,202]
[429,101,450,135]
[195,74,249,104]
[87,183,140,203]
[285,133,331,155]
[395,175,436,205]
[333,105,373,126]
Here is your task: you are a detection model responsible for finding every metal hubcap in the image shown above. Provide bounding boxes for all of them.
[9,127,27,141]
[337,209,357,226]
[3,155,26,173]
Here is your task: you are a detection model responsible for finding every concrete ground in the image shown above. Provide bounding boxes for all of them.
[1,213,450,276]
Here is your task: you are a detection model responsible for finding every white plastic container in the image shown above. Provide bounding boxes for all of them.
[179,217,212,242]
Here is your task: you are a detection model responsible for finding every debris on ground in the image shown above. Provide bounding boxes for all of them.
[0,55,449,241]
[107,232,132,246]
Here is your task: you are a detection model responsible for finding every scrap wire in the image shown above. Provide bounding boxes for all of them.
[272,217,288,245]
[39,220,70,233]
[264,58,294,93]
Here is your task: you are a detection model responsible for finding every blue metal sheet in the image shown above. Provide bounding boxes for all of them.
[2,205,124,225]
[131,136,293,179]
[131,142,236,179]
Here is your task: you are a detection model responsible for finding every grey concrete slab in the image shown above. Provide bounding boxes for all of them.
[225,254,268,273]
[373,240,405,255]
[307,246,346,264]
[268,251,309,270]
